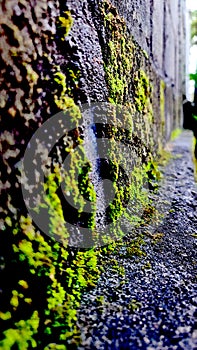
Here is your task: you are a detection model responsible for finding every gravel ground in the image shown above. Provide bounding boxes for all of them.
[76,130,197,350]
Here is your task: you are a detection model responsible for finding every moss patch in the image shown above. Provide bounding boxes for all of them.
[170,128,182,141]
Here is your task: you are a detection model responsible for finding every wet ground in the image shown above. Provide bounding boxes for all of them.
[76,130,197,350]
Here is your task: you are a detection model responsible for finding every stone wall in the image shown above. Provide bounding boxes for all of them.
[0,0,188,348]
[112,0,187,134]
[62,0,187,142]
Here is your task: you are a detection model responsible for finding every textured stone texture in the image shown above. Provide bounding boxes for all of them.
[0,0,188,348]
[111,0,187,139]
[112,0,152,55]
[66,0,109,102]
[112,0,186,86]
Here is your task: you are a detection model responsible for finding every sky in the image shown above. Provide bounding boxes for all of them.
[187,0,197,71]
[186,0,197,98]
[186,0,197,12]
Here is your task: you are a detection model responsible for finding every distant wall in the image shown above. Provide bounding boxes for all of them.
[111,0,187,138]
[65,0,187,143]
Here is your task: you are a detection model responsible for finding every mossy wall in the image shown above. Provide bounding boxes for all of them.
[111,0,187,140]
[0,0,187,348]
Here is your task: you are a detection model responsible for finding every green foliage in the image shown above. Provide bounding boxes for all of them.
[190,10,197,44]
[190,72,197,87]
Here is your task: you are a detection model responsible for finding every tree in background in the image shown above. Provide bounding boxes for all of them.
[191,10,197,45]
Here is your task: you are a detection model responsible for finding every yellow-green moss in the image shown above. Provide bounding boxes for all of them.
[0,3,174,349]
[9,214,101,346]
[0,311,39,349]
[158,80,166,151]
[101,0,134,105]
[170,128,182,141]
[134,69,153,121]
[58,11,73,38]
[160,80,165,123]
[99,0,155,241]
[0,10,99,349]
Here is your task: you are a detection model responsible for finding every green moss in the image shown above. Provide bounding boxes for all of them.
[0,5,100,350]
[98,1,155,236]
[142,261,152,270]
[95,295,105,306]
[156,147,172,166]
[58,11,73,38]
[101,0,134,105]
[78,164,96,228]
[142,49,149,59]
[101,0,153,120]
[5,216,12,227]
[170,128,182,141]
[53,66,80,113]
[0,2,174,348]
[143,158,161,191]
[0,311,39,350]
[44,345,67,350]
[126,236,146,258]
[9,215,101,346]
[134,70,153,118]
[1,52,98,350]
[128,299,142,312]
[160,80,165,122]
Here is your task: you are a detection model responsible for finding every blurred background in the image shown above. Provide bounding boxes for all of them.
[187,0,197,100]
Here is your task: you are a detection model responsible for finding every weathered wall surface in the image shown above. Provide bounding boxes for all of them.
[93,0,187,139]
[0,0,187,348]
[64,0,187,140]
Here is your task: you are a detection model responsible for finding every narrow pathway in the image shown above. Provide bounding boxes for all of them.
[77,130,197,350]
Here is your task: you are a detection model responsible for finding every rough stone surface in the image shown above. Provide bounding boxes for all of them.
[0,0,190,348]
[67,0,109,102]
[112,0,151,56]
[111,0,186,81]
[111,0,187,139]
